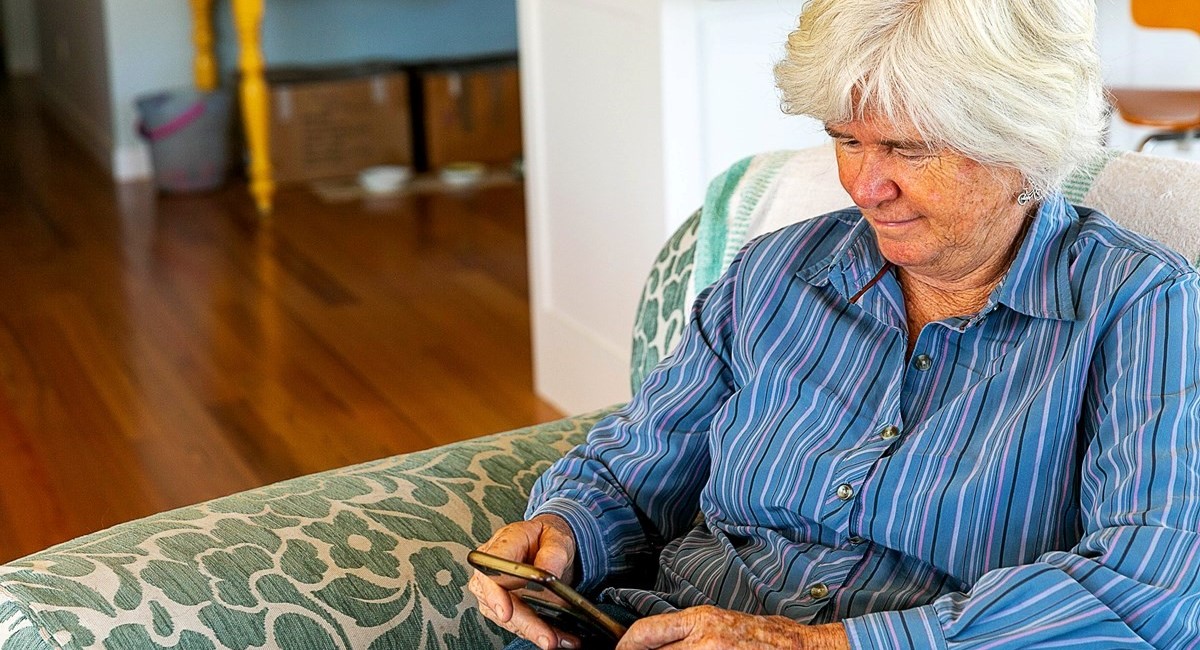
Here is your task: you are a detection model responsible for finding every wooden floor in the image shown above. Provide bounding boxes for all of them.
[0,78,560,563]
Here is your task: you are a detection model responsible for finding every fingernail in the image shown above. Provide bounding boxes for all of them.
[539,636,553,650]
[559,638,579,649]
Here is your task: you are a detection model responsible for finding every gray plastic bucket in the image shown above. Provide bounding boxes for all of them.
[136,88,233,193]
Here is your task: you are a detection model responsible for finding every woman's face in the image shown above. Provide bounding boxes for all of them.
[827,115,1030,285]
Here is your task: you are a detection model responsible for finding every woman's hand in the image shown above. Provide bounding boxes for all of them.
[615,605,850,650]
[468,514,580,650]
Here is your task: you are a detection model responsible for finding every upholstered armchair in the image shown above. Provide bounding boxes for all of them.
[1,146,1197,649]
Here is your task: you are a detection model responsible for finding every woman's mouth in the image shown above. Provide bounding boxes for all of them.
[868,213,921,229]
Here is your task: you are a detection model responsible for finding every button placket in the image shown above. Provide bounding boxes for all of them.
[823,350,903,523]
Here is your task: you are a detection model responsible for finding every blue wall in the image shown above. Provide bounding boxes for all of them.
[215,0,518,73]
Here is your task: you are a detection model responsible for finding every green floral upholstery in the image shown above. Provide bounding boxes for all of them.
[0,410,612,650]
[629,210,700,394]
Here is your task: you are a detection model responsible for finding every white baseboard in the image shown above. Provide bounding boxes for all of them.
[532,310,633,415]
[113,142,153,181]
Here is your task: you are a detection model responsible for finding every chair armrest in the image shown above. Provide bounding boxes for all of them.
[0,408,615,650]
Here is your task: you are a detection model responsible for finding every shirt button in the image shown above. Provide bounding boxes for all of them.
[914,354,933,371]
[808,583,829,600]
[848,536,865,545]
[880,425,900,440]
[836,483,855,500]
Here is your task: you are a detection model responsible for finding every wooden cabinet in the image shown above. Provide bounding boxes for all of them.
[416,62,523,170]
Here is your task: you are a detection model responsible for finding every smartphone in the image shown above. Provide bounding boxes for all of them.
[467,549,628,642]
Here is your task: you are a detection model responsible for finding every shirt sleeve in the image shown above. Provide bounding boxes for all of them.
[844,270,1200,649]
[524,248,745,593]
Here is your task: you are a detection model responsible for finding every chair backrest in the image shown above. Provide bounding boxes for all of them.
[1131,0,1200,34]
[630,146,1200,392]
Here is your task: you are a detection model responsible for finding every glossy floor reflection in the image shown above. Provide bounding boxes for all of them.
[0,78,559,562]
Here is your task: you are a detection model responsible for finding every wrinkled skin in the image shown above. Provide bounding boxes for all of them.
[615,606,849,650]
[827,114,1029,290]
[469,514,582,650]
[470,516,851,649]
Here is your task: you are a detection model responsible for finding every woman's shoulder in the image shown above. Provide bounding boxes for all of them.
[1062,206,1199,319]
[738,208,863,269]
[1071,206,1197,279]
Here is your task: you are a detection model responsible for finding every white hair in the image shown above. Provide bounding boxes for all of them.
[775,0,1108,198]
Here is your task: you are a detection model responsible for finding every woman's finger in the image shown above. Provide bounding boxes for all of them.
[513,596,559,649]
[478,521,541,560]
[468,570,515,621]
[530,536,574,578]
[471,571,577,649]
[528,514,578,584]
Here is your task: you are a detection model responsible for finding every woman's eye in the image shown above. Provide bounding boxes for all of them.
[896,149,933,160]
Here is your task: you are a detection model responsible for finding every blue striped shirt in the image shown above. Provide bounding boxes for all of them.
[527,194,1200,648]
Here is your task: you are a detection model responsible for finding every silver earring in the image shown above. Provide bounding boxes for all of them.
[1017,189,1035,206]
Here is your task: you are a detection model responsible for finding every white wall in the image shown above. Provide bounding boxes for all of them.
[519,0,824,414]
[1,0,39,74]
[1098,0,1200,88]
[692,0,826,204]
[519,0,669,413]
[103,0,193,180]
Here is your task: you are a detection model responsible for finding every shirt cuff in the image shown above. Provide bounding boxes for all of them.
[843,605,948,650]
[527,496,611,594]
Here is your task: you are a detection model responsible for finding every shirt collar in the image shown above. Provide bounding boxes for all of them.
[796,194,1078,322]
[991,193,1077,321]
[795,211,880,297]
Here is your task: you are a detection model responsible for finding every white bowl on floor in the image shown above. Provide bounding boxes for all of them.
[439,162,486,188]
[358,165,412,195]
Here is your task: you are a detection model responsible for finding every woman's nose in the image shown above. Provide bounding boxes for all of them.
[844,152,901,208]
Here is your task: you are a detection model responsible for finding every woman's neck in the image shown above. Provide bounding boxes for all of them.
[897,214,1031,355]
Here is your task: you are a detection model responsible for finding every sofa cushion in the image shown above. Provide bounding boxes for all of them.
[1073,152,1200,265]
[0,411,610,650]
[630,210,700,394]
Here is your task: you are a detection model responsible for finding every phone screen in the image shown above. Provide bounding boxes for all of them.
[467,550,628,641]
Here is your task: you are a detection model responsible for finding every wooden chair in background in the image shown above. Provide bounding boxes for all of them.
[1107,0,1200,151]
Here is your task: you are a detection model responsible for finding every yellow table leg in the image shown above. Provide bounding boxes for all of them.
[233,0,275,216]
[189,0,217,91]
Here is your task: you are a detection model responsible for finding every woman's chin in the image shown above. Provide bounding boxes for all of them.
[875,241,934,270]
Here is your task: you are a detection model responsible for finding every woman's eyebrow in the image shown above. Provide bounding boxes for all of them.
[884,138,931,149]
[824,126,928,150]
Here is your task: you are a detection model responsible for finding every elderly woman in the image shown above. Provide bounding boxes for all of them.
[470,0,1200,648]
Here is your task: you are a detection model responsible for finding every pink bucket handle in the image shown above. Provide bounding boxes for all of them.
[137,100,206,141]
